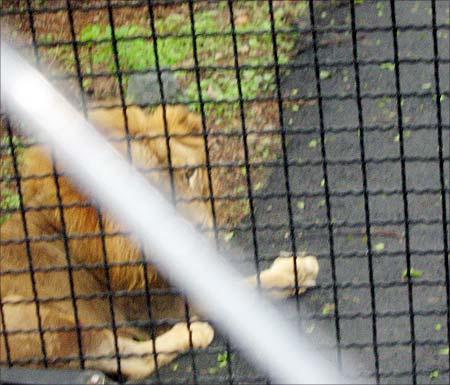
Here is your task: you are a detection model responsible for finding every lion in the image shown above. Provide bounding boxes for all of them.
[0,105,319,380]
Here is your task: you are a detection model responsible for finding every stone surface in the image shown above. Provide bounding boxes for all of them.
[127,72,182,105]
[142,1,449,383]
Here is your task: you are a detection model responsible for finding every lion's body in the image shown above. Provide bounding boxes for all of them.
[0,105,318,379]
[0,106,214,377]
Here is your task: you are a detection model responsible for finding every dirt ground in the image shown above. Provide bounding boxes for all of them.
[1,0,301,229]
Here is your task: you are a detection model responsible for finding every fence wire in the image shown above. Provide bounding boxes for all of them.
[1,0,449,384]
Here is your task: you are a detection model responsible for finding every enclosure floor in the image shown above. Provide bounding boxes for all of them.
[138,1,449,384]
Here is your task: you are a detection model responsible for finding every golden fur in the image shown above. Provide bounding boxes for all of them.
[0,105,319,379]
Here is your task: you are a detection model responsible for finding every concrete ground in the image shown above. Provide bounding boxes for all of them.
[142,1,449,384]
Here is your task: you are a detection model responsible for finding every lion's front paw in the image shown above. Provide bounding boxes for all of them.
[173,322,214,350]
[269,252,319,297]
[189,322,214,348]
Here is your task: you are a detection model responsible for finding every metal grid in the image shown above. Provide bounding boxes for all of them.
[0,0,449,384]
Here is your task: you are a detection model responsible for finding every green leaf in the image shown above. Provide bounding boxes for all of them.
[208,367,219,375]
[394,130,411,142]
[322,303,335,316]
[421,82,432,90]
[319,70,332,80]
[438,347,449,355]
[308,139,318,148]
[434,323,442,331]
[380,63,395,71]
[402,268,424,279]
[223,232,234,242]
[217,352,229,368]
[297,201,305,210]
[374,242,385,251]
[236,185,245,194]
[429,370,440,380]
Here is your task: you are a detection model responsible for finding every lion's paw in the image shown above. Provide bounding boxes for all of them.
[269,252,319,297]
[173,322,214,350]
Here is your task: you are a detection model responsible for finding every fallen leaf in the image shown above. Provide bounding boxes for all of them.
[402,268,424,279]
[308,139,318,148]
[322,303,335,316]
[380,62,395,71]
[429,370,440,380]
[319,70,332,80]
[224,232,234,242]
[208,367,219,375]
[438,347,449,355]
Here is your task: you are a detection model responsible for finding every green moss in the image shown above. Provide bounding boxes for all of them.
[0,190,20,225]
[44,2,307,119]
[0,135,24,225]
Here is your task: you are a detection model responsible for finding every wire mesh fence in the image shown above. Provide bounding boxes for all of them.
[0,0,449,384]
